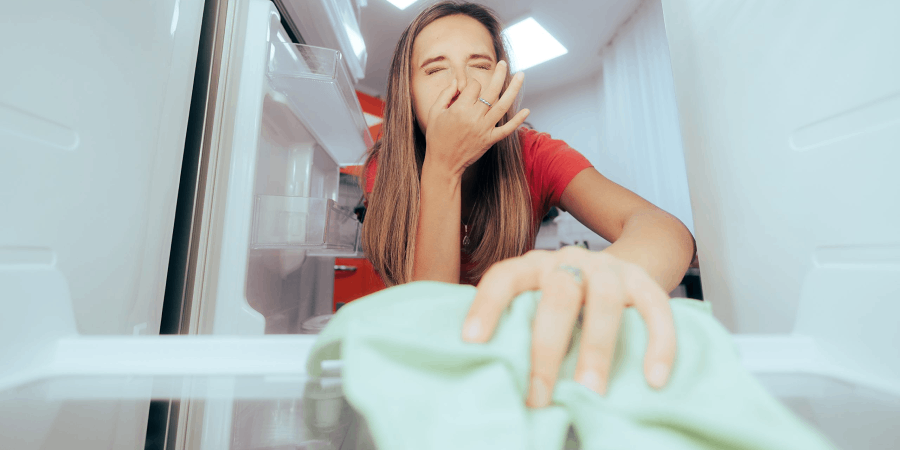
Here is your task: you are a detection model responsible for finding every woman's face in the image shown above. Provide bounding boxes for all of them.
[410,14,498,132]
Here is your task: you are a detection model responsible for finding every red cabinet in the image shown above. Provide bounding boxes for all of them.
[333,257,386,311]
[333,92,388,311]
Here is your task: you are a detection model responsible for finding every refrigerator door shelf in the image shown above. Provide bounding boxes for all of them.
[267,41,373,167]
[252,195,361,254]
[279,0,367,83]
[212,2,361,336]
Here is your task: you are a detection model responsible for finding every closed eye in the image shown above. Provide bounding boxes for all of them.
[425,64,491,75]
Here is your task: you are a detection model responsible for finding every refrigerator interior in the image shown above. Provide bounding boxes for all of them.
[663,0,900,447]
[206,0,371,339]
[188,1,375,448]
[1,0,898,448]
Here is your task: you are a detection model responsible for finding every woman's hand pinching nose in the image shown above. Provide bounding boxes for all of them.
[423,63,529,176]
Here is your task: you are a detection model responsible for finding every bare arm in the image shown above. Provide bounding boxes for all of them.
[409,62,528,283]
[412,160,462,283]
[559,168,694,292]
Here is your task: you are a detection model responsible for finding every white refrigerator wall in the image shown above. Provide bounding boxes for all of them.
[0,1,204,449]
[663,0,900,357]
[0,0,204,336]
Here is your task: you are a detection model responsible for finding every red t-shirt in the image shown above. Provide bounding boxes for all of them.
[365,127,593,284]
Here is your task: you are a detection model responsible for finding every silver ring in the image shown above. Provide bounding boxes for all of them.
[556,264,584,285]
[477,97,492,107]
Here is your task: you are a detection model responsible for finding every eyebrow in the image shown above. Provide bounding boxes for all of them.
[419,53,495,69]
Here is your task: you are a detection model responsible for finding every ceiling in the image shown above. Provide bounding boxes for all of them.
[355,0,642,99]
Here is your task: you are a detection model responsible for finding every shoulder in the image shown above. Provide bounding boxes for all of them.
[517,127,595,208]
[363,156,378,194]
[517,127,564,157]
[517,127,591,173]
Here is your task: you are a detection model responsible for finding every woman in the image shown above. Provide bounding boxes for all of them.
[360,1,695,408]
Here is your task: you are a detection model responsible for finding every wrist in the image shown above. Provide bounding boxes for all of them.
[422,154,463,187]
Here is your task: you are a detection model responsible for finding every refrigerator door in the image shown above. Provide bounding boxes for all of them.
[0,0,203,336]
[201,0,371,338]
[167,0,374,446]
[1,1,204,449]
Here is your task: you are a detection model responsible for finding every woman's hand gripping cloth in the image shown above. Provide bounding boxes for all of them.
[306,281,835,450]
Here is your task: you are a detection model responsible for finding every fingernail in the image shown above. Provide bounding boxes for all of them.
[528,375,551,407]
[648,363,670,389]
[576,370,605,395]
[515,72,524,80]
[462,317,481,342]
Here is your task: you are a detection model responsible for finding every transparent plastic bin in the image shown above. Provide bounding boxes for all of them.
[251,195,360,253]
[267,42,372,166]
[279,0,368,83]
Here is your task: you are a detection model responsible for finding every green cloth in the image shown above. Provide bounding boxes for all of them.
[307,281,835,450]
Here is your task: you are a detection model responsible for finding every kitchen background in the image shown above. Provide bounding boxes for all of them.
[4,0,897,448]
[332,0,700,305]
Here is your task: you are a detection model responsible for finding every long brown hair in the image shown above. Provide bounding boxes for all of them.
[360,1,532,286]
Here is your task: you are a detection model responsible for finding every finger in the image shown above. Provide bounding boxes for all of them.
[480,60,508,105]
[485,71,524,123]
[456,77,483,107]
[489,108,530,144]
[432,78,458,114]
[527,259,586,408]
[624,266,677,389]
[574,263,627,396]
[463,250,550,343]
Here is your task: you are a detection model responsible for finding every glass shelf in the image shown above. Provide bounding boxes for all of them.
[0,374,361,450]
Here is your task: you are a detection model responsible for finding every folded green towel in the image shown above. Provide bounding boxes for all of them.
[307,281,835,450]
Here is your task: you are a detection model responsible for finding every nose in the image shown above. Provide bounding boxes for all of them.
[455,70,467,94]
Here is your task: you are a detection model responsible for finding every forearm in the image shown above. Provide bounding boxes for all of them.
[413,159,462,283]
[602,209,695,292]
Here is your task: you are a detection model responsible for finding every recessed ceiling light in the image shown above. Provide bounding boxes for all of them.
[384,0,419,10]
[502,17,568,72]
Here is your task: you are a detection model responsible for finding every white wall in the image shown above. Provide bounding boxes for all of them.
[522,0,694,250]
[522,75,603,168]
[598,0,693,235]
[522,74,610,248]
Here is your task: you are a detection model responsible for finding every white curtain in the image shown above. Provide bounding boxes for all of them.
[596,0,694,233]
